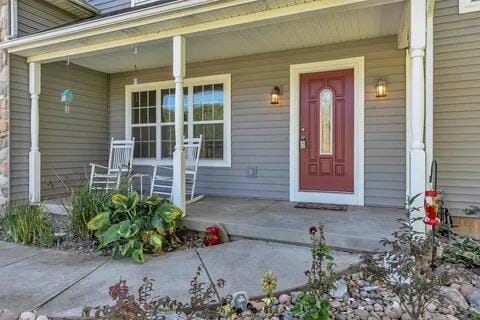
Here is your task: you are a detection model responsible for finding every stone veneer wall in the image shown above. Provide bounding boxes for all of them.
[0,0,9,206]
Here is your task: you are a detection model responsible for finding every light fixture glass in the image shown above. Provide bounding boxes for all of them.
[376,78,387,98]
[271,86,280,104]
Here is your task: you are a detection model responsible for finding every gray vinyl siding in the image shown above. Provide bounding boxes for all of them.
[9,55,109,201]
[109,36,406,207]
[85,0,131,13]
[17,0,77,37]
[433,0,480,211]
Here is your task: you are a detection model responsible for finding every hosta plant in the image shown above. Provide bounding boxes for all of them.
[443,237,480,268]
[87,192,183,263]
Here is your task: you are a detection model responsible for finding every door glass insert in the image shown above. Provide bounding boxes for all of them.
[319,89,333,155]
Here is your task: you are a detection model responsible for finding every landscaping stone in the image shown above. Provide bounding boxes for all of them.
[465,288,480,312]
[438,286,469,310]
[278,294,291,305]
[36,316,48,320]
[330,279,348,299]
[19,312,35,320]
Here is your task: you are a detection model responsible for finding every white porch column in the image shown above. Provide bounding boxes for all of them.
[408,0,427,231]
[29,62,41,203]
[172,35,186,214]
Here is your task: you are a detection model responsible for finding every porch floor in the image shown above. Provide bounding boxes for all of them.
[184,197,404,252]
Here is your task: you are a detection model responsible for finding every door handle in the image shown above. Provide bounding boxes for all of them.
[300,136,307,149]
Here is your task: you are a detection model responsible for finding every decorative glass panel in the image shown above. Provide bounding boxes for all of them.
[319,89,333,155]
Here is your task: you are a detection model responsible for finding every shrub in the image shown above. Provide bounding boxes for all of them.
[364,194,449,320]
[83,265,225,319]
[0,202,53,246]
[291,224,334,320]
[443,238,480,268]
[87,192,183,263]
[69,184,111,238]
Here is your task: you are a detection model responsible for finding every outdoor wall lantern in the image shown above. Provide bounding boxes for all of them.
[271,86,281,104]
[376,78,387,98]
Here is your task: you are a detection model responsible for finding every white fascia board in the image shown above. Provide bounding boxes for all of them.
[0,0,255,51]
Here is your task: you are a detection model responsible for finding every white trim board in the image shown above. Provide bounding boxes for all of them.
[289,57,365,206]
[459,0,480,13]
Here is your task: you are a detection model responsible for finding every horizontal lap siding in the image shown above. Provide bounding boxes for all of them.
[17,0,77,36]
[85,0,131,13]
[434,0,480,211]
[109,36,406,206]
[9,55,109,200]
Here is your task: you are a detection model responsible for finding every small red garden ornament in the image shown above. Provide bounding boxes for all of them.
[203,225,221,246]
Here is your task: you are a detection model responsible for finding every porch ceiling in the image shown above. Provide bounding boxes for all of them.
[69,1,403,73]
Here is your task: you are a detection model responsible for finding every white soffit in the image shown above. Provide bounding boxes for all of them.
[70,2,403,73]
[44,0,99,18]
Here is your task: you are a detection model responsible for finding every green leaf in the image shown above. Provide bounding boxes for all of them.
[117,220,132,238]
[131,242,144,263]
[98,224,121,248]
[149,232,163,249]
[87,211,110,231]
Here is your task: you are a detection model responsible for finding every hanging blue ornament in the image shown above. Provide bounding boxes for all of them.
[60,88,73,113]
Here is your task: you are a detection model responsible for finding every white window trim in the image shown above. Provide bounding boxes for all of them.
[125,74,232,168]
[459,0,480,13]
[289,57,365,206]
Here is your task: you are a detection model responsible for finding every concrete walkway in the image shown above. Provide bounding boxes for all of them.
[0,240,359,317]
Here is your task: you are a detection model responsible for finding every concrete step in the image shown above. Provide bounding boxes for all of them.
[183,217,383,252]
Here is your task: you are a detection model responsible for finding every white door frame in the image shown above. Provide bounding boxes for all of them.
[289,57,365,206]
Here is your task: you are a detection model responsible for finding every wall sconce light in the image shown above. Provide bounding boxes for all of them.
[376,78,387,98]
[271,86,280,105]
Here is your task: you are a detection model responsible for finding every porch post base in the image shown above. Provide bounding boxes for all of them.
[409,148,426,233]
[29,150,41,203]
[172,149,186,216]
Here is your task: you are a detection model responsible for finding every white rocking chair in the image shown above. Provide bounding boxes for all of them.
[89,138,135,191]
[150,135,203,203]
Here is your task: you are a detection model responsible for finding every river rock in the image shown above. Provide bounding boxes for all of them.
[384,301,402,319]
[438,286,469,310]
[330,279,348,299]
[354,309,370,319]
[19,312,35,320]
[465,288,480,312]
[279,294,291,305]
[0,310,17,320]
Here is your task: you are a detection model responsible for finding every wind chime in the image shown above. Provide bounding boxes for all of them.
[60,58,73,113]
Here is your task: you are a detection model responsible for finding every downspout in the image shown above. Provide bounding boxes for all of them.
[8,0,17,39]
[425,0,435,181]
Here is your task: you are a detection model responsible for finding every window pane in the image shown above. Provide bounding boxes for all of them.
[194,123,224,159]
[161,125,174,159]
[214,84,224,102]
[148,107,156,123]
[140,91,148,107]
[133,92,140,108]
[148,91,156,107]
[132,108,139,124]
[161,87,188,123]
[319,89,333,155]
[213,103,223,120]
[132,126,156,158]
[140,108,148,123]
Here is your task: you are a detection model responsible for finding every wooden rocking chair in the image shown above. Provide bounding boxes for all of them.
[150,135,203,203]
[89,138,135,191]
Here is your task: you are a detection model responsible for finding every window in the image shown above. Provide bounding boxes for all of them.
[125,74,231,167]
[459,0,480,13]
[319,89,333,155]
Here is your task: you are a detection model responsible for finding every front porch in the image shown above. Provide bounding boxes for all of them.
[183,196,404,251]
[4,0,432,234]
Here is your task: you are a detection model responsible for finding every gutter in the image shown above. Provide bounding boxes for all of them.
[0,0,255,52]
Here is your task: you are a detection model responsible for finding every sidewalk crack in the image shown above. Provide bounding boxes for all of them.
[195,249,221,302]
[32,257,111,312]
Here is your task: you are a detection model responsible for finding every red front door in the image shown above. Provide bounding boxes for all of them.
[299,69,354,192]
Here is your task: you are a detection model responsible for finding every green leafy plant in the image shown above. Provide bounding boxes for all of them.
[0,202,53,246]
[69,184,112,238]
[291,224,334,320]
[83,265,226,320]
[87,191,183,263]
[464,206,480,216]
[364,194,449,320]
[443,237,480,268]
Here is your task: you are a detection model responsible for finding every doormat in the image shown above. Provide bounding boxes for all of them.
[295,202,348,211]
